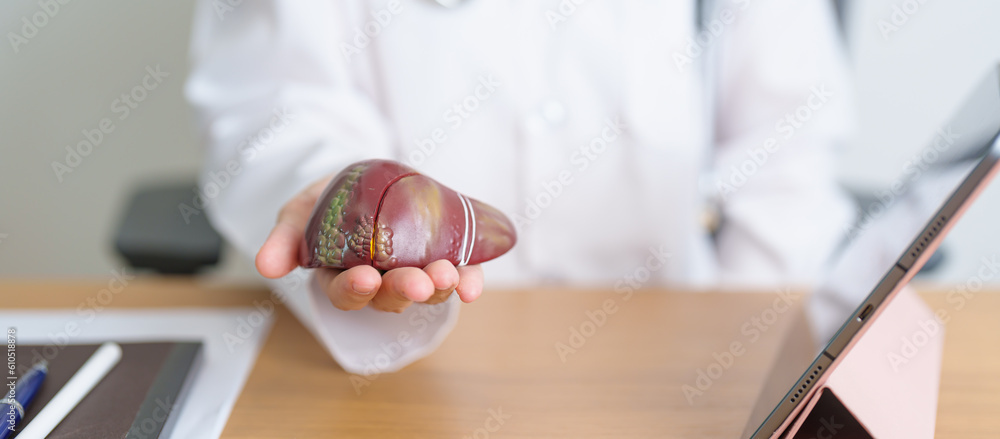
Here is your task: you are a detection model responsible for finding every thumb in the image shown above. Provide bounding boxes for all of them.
[256,176,332,278]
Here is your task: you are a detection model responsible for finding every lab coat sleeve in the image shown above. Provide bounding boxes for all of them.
[185,0,460,374]
[711,0,857,287]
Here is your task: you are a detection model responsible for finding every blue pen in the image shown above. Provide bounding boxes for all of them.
[1,361,48,439]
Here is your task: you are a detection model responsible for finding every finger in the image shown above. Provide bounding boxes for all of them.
[256,221,303,279]
[370,267,434,313]
[455,265,484,303]
[255,177,332,279]
[421,260,460,305]
[315,266,382,311]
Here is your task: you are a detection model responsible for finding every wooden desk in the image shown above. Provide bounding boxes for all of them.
[3,281,999,438]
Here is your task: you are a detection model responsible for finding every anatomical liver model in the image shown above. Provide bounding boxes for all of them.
[301,159,517,270]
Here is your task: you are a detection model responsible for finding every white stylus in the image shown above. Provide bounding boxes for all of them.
[16,342,122,439]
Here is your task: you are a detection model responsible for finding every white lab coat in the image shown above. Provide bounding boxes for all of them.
[186,0,856,374]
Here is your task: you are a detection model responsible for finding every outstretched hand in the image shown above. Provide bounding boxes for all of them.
[255,176,484,313]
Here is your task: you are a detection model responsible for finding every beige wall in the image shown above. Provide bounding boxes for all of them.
[1,0,998,286]
[0,1,248,278]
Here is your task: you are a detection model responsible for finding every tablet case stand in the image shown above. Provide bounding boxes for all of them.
[785,288,944,438]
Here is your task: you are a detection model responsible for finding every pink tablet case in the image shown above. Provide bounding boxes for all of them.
[784,287,943,438]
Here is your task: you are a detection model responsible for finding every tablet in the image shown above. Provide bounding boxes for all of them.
[742,64,1000,439]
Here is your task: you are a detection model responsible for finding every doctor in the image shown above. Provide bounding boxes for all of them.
[186,0,856,374]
